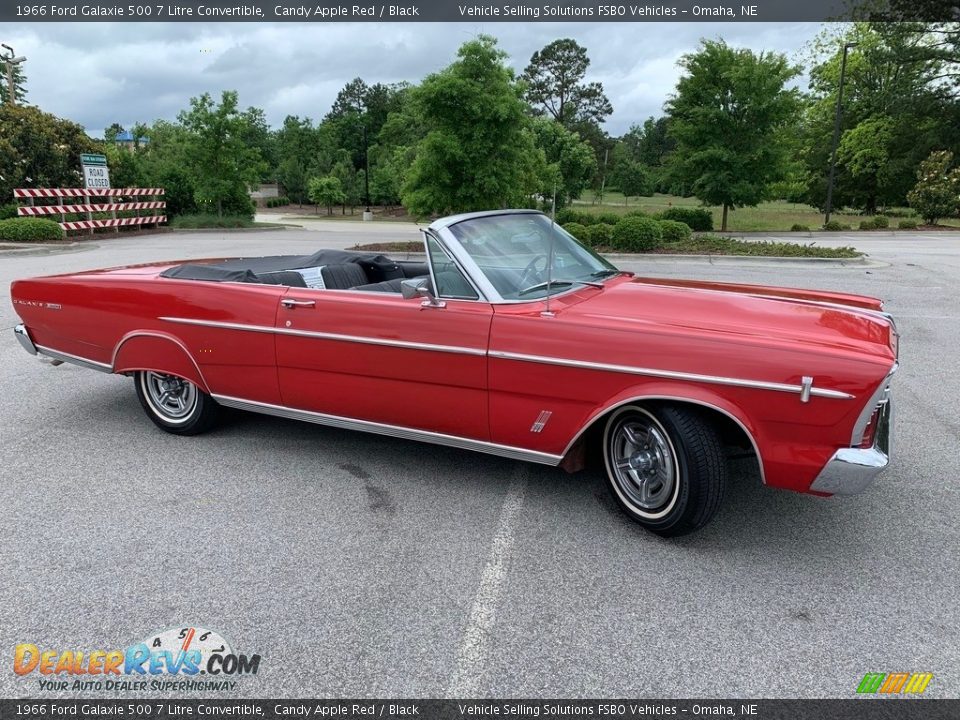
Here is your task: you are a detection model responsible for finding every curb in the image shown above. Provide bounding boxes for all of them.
[171,225,291,233]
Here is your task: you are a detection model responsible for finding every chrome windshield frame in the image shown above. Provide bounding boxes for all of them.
[427,209,617,305]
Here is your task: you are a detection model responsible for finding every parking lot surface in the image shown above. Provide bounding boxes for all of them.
[1,227,958,698]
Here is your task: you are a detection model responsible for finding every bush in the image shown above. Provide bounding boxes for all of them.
[658,219,692,242]
[0,217,65,242]
[0,203,18,220]
[823,220,849,231]
[881,208,917,218]
[556,208,590,225]
[907,150,960,224]
[790,223,810,232]
[624,208,648,218]
[859,217,890,230]
[265,196,291,208]
[584,223,615,247]
[897,218,919,230]
[659,207,713,232]
[562,222,588,240]
[593,211,622,226]
[611,216,662,252]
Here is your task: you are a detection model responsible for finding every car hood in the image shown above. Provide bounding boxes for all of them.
[561,276,896,362]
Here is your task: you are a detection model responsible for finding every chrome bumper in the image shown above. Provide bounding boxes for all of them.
[810,394,892,495]
[14,324,37,356]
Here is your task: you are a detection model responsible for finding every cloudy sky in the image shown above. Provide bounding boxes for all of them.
[4,22,823,137]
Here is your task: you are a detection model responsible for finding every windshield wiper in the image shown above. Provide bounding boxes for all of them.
[590,269,623,279]
[517,279,602,297]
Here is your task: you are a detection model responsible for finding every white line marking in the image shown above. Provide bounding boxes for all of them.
[447,466,528,697]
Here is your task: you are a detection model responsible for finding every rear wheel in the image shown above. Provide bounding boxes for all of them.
[602,404,726,537]
[134,371,218,435]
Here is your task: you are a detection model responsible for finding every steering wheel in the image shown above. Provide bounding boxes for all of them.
[518,255,548,289]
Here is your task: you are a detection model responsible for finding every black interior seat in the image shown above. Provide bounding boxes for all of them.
[352,278,409,293]
[255,271,309,288]
[321,263,369,290]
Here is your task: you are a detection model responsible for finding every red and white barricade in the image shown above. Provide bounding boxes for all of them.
[14,188,166,233]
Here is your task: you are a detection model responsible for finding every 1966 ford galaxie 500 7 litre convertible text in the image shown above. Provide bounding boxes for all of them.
[11,210,898,536]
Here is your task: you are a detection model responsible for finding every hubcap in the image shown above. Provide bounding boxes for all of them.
[610,417,677,511]
[144,372,196,420]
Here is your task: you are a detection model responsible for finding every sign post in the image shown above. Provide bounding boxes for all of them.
[81,153,110,235]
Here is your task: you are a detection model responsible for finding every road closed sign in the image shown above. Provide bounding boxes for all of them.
[81,154,111,189]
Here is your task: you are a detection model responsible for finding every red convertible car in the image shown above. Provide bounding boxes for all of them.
[11,210,897,536]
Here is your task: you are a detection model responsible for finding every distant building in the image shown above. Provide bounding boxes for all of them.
[113,130,149,151]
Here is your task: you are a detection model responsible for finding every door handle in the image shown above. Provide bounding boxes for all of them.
[281,298,316,309]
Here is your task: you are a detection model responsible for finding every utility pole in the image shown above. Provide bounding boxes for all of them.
[1,44,26,106]
[824,41,858,226]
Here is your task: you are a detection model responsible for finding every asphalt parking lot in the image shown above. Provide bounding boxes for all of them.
[1,225,958,699]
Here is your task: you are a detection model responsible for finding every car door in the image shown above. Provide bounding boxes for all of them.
[274,243,492,441]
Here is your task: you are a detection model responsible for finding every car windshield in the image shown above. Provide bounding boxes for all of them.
[446,213,619,300]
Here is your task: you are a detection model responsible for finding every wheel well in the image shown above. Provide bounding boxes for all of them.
[578,398,758,470]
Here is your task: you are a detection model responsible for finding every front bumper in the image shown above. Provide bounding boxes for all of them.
[810,391,892,496]
[14,324,37,356]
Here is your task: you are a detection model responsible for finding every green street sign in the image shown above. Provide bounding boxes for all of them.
[80,153,108,166]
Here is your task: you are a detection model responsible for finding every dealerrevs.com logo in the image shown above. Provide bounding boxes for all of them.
[13,626,261,692]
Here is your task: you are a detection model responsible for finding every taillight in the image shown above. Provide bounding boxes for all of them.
[859,405,882,448]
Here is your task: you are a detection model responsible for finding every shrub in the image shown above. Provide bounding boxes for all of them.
[881,208,916,218]
[859,220,874,230]
[556,208,592,225]
[907,149,960,224]
[265,197,290,208]
[823,220,849,231]
[611,216,662,252]
[870,215,890,228]
[562,222,588,240]
[624,208,648,218]
[594,211,622,226]
[790,223,810,232]
[659,207,713,232]
[0,203,18,220]
[897,218,919,230]
[584,223,615,247]
[658,219,692,242]
[0,217,65,242]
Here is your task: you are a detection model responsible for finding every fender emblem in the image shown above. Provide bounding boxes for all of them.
[530,410,552,433]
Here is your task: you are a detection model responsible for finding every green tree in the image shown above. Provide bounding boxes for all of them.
[667,40,801,231]
[402,36,543,216]
[532,118,596,208]
[522,38,612,128]
[799,23,959,211]
[0,104,100,202]
[308,175,346,215]
[0,59,27,105]
[177,91,267,217]
[275,115,317,205]
[104,123,126,143]
[611,154,654,204]
[134,120,197,217]
[907,150,960,224]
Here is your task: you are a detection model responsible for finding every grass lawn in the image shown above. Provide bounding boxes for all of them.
[573,192,958,232]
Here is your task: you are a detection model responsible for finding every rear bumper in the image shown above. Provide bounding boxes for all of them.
[14,324,37,355]
[810,393,892,496]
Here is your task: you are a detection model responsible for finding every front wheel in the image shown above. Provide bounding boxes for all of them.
[602,404,726,537]
[134,371,219,435]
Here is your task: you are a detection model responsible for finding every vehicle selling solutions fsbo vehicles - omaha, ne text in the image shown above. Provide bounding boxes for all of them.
[11,210,898,536]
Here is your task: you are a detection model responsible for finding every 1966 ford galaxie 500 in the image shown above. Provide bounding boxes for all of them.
[11,209,898,536]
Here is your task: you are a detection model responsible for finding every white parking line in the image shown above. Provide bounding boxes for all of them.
[447,465,528,697]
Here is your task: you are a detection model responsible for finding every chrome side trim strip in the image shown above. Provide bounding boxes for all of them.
[489,350,854,400]
[159,317,487,357]
[212,394,563,466]
[33,344,112,373]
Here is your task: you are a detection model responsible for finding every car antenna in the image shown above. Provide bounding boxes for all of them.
[542,183,557,318]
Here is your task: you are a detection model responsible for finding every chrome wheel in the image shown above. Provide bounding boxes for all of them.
[141,371,197,423]
[606,408,679,519]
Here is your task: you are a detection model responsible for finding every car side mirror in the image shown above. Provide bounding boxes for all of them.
[401,277,445,308]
